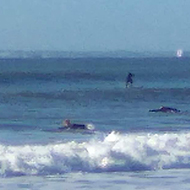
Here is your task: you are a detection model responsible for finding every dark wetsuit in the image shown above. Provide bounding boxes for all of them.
[149,106,180,113]
[126,73,134,87]
[59,124,87,130]
[127,73,133,83]
[69,123,87,130]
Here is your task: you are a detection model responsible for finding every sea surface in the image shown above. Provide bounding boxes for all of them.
[0,57,190,189]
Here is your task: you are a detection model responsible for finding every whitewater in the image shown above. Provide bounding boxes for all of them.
[1,131,190,177]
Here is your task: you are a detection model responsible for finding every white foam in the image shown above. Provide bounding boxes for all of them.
[86,123,95,130]
[1,131,190,176]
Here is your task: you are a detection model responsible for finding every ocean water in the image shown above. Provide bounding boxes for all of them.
[1,57,190,189]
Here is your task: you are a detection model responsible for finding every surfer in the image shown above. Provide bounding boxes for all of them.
[61,119,94,130]
[149,106,180,113]
[126,72,134,88]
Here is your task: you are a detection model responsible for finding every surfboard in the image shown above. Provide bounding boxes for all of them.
[43,126,95,134]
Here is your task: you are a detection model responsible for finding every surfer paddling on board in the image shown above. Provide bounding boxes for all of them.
[126,72,134,88]
[149,106,180,113]
[60,119,95,131]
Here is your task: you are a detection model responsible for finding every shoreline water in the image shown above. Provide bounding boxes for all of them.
[1,169,190,190]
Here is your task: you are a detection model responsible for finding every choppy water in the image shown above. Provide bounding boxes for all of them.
[0,57,190,189]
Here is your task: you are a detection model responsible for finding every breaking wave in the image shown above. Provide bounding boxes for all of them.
[1,131,190,177]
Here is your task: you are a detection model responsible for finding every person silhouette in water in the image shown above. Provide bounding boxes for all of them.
[60,119,95,131]
[149,106,180,113]
[126,72,134,88]
[63,119,87,130]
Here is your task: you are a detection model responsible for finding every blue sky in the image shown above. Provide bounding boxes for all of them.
[0,0,189,52]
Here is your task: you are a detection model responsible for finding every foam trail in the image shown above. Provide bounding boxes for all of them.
[1,131,190,177]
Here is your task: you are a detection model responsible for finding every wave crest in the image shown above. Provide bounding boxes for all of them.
[1,131,190,176]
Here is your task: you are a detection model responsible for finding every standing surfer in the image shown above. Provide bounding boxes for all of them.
[126,72,134,88]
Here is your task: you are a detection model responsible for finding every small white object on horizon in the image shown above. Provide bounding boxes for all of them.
[176,49,183,57]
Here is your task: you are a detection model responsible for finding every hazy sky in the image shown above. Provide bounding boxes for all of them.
[0,0,190,52]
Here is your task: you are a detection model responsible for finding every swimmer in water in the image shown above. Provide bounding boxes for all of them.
[149,106,180,113]
[62,119,95,130]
